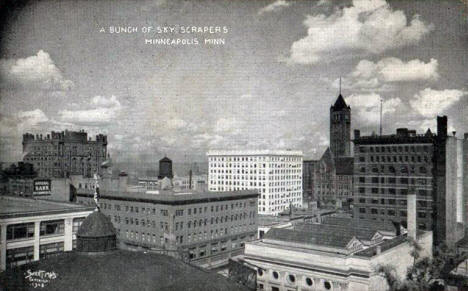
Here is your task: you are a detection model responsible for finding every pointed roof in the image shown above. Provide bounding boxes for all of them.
[331,94,350,111]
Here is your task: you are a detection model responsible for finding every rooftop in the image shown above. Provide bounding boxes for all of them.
[76,189,259,205]
[322,217,398,233]
[331,94,350,111]
[0,196,93,219]
[206,150,303,157]
[0,250,248,291]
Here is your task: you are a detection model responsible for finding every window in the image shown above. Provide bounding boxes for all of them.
[40,220,64,236]
[287,274,296,284]
[371,208,378,214]
[39,242,64,259]
[72,217,85,233]
[305,278,313,286]
[359,177,365,183]
[272,271,279,279]
[257,269,264,276]
[388,210,396,216]
[6,246,34,267]
[7,223,34,240]
[324,281,332,290]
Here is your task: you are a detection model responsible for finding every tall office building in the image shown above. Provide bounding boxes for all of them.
[22,130,107,178]
[353,127,436,230]
[352,116,468,248]
[207,150,303,215]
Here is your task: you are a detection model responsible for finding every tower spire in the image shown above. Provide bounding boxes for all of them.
[379,98,383,136]
[339,77,342,95]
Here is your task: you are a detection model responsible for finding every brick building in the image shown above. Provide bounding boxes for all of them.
[307,94,354,205]
[22,130,107,178]
[76,188,259,269]
[352,126,436,230]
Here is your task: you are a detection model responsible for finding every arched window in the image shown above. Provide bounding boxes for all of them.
[305,278,313,286]
[324,281,332,290]
[287,274,296,284]
[272,271,279,279]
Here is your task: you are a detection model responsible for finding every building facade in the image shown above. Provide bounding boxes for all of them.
[22,130,107,178]
[352,127,435,230]
[207,150,303,216]
[0,196,93,271]
[307,94,354,205]
[235,214,431,291]
[76,189,259,269]
[302,160,319,205]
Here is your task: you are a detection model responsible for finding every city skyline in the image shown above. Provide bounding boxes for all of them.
[0,0,467,165]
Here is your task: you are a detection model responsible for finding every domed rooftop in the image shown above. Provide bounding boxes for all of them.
[76,210,117,252]
[77,211,116,237]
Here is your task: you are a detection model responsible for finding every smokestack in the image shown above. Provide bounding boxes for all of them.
[407,193,417,240]
[189,169,192,190]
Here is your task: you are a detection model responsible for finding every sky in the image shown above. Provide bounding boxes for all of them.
[0,0,467,166]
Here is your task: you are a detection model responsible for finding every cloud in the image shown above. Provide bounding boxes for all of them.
[410,88,467,118]
[349,57,438,89]
[288,0,433,64]
[58,95,122,126]
[347,93,402,124]
[258,0,290,15]
[214,117,243,134]
[0,50,74,91]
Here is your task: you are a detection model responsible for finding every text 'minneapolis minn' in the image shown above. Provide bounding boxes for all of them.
[99,25,229,46]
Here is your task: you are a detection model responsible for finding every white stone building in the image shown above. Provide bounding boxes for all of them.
[207,150,303,215]
[0,196,93,271]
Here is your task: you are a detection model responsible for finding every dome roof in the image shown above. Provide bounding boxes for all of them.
[159,156,172,162]
[77,211,116,238]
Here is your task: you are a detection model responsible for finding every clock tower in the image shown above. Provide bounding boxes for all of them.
[330,94,351,157]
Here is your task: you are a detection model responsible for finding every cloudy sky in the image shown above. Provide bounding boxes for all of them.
[0,0,467,165]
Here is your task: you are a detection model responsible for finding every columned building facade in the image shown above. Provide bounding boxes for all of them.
[207,150,303,215]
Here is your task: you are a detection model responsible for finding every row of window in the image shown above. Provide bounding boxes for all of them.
[358,145,431,153]
[358,207,430,218]
[358,165,429,174]
[257,269,332,289]
[357,187,430,196]
[358,155,430,164]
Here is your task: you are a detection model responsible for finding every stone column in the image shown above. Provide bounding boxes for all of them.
[64,218,73,251]
[33,221,40,261]
[0,224,7,271]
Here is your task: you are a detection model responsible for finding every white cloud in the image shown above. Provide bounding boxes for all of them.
[0,50,74,91]
[289,0,433,64]
[350,57,438,88]
[258,0,290,15]
[410,88,467,118]
[58,95,122,126]
[347,93,402,124]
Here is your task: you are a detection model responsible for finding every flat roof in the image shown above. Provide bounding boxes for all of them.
[76,189,259,205]
[206,150,303,156]
[0,196,94,219]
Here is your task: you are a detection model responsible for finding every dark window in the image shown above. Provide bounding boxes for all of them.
[324,281,332,290]
[40,220,64,236]
[305,278,313,286]
[7,223,34,240]
[272,271,279,279]
[359,208,366,213]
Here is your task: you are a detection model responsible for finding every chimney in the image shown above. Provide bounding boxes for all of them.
[189,169,192,189]
[407,193,417,240]
[376,245,381,255]
[437,115,448,139]
[118,172,128,192]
